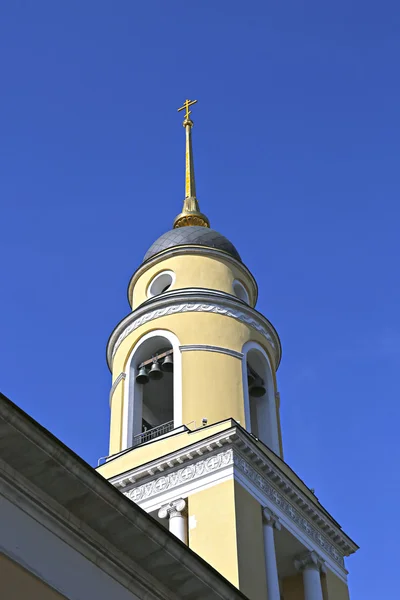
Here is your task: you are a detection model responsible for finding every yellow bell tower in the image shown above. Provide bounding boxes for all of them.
[97,101,358,600]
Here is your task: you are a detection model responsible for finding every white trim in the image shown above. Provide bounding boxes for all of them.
[109,372,126,407]
[110,427,356,565]
[147,270,176,298]
[180,344,243,360]
[122,330,182,450]
[140,464,234,514]
[119,445,347,580]
[128,246,258,308]
[107,289,281,369]
[233,279,250,304]
[233,468,347,584]
[242,341,280,456]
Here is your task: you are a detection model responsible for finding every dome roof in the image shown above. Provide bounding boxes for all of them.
[144,226,241,262]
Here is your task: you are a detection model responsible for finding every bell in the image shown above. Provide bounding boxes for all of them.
[250,378,266,398]
[149,360,163,380]
[161,354,173,372]
[136,366,149,384]
[247,369,255,386]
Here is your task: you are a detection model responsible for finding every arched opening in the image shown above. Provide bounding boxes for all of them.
[122,330,182,450]
[242,341,280,455]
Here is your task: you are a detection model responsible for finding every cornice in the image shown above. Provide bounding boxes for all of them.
[127,245,258,308]
[106,289,281,370]
[0,452,180,600]
[110,426,358,566]
[0,393,249,600]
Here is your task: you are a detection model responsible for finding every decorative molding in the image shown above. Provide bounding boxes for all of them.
[262,507,281,530]
[127,246,259,309]
[232,453,344,567]
[294,550,327,574]
[158,498,186,520]
[107,290,281,368]
[113,426,356,569]
[179,344,244,360]
[124,449,234,504]
[109,372,126,407]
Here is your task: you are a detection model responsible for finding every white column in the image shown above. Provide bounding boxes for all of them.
[262,507,281,600]
[158,498,187,544]
[294,551,326,600]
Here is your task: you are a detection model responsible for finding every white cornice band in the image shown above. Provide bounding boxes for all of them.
[107,290,281,369]
[110,427,357,569]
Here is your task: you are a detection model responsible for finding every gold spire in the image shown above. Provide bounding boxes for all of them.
[173,99,210,229]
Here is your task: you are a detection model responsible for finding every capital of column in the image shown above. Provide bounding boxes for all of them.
[294,551,326,574]
[262,507,281,530]
[158,498,186,520]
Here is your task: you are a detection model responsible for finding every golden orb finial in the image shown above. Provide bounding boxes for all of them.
[173,99,210,229]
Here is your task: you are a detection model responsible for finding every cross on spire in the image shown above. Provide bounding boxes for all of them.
[177,99,198,123]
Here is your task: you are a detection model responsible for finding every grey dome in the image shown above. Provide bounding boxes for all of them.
[144,226,241,262]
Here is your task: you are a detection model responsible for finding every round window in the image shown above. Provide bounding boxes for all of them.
[147,271,175,298]
[233,280,249,304]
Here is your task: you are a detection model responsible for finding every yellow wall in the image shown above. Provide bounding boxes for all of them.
[282,574,305,600]
[112,312,277,375]
[188,479,267,600]
[129,252,256,309]
[188,480,239,587]
[182,351,246,427]
[0,554,66,600]
[234,481,267,600]
[109,310,279,455]
[322,570,350,600]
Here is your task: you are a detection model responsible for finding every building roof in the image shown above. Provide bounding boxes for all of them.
[144,227,242,262]
[0,392,249,600]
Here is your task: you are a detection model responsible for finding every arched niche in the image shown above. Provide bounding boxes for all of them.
[122,330,182,450]
[241,341,280,456]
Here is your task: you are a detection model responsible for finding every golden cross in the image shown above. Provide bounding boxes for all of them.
[177,98,197,121]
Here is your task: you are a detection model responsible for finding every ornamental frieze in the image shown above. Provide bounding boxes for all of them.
[121,444,345,569]
[124,449,233,503]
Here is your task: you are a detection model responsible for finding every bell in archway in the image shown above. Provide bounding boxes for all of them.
[136,366,149,384]
[149,360,163,380]
[250,378,266,397]
[247,369,255,386]
[161,354,173,372]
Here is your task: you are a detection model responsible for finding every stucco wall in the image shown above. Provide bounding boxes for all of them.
[234,481,267,600]
[188,479,267,600]
[188,479,240,588]
[282,574,305,600]
[109,311,278,455]
[129,253,256,309]
[322,569,350,600]
[0,493,143,600]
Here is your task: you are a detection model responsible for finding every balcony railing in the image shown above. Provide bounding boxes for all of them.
[97,420,179,466]
[132,420,174,447]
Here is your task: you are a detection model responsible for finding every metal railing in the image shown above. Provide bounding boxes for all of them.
[97,420,177,466]
[132,420,174,447]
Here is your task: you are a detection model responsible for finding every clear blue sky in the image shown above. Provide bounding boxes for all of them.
[0,2,398,597]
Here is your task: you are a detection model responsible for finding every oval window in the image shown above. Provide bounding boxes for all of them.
[147,271,175,298]
[233,280,249,304]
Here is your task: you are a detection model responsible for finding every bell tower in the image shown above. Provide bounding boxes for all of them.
[97,101,358,600]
